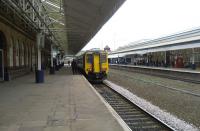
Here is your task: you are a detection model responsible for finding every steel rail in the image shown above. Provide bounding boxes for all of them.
[110,64,200,83]
[93,83,174,131]
[112,70,200,98]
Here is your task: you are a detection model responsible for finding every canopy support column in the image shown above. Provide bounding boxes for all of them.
[55,55,59,71]
[50,44,55,74]
[191,48,196,70]
[35,33,44,83]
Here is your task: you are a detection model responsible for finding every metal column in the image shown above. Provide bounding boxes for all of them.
[49,44,55,74]
[35,32,44,83]
[191,48,196,70]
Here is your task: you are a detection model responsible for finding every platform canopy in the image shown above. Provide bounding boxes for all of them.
[63,0,125,54]
[42,0,125,54]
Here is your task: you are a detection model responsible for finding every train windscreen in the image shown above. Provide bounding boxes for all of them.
[100,53,107,63]
[87,54,93,64]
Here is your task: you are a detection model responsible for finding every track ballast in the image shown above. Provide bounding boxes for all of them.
[93,84,173,131]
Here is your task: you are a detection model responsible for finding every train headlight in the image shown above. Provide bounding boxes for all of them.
[87,68,92,72]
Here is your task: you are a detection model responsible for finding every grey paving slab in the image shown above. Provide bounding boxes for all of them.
[0,67,125,131]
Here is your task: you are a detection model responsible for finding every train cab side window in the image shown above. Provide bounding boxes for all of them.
[87,54,93,64]
[100,53,107,63]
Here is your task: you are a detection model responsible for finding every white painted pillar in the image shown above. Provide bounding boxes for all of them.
[56,56,59,66]
[37,48,41,70]
[146,53,149,64]
[192,48,195,64]
[36,33,41,70]
[36,32,44,70]
[35,32,45,83]
[58,55,60,65]
[59,55,61,65]
[51,44,53,67]
[49,43,55,74]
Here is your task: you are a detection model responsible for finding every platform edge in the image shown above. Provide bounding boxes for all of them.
[81,76,132,131]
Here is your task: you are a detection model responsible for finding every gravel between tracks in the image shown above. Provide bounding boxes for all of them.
[107,68,200,129]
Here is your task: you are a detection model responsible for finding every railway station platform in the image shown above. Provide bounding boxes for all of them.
[0,67,126,131]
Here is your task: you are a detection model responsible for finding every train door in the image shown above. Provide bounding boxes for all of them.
[0,49,4,81]
[93,53,100,73]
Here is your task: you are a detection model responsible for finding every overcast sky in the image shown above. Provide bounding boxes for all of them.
[82,0,200,51]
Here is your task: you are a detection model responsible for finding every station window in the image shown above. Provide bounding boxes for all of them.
[32,46,36,67]
[87,54,93,64]
[77,56,83,64]
[16,41,19,66]
[126,58,131,63]
[9,38,14,67]
[194,48,200,63]
[26,45,28,66]
[21,43,24,66]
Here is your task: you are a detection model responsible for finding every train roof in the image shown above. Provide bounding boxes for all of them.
[76,49,106,57]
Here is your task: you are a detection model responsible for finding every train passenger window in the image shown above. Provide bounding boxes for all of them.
[78,58,82,64]
[87,54,93,63]
[100,53,107,63]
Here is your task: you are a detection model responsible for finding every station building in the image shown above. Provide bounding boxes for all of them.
[0,0,125,82]
[109,29,200,70]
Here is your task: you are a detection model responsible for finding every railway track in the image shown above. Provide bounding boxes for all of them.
[110,71,200,98]
[93,83,173,131]
[110,65,200,84]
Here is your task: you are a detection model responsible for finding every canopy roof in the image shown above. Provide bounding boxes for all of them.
[42,0,125,54]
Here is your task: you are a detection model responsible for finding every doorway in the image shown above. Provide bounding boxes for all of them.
[93,53,100,73]
[0,49,3,81]
[0,31,6,81]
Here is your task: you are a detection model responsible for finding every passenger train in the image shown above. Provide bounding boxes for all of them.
[76,50,109,82]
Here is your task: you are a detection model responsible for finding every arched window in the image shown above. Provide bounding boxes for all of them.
[9,38,13,67]
[21,42,24,66]
[16,41,19,66]
[32,45,36,68]
[29,45,32,67]
[25,45,28,66]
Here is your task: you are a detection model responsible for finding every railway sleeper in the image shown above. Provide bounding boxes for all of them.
[127,122,162,128]
[121,115,148,119]
[129,126,167,131]
[125,119,158,125]
[123,117,150,121]
[109,103,132,107]
[118,112,145,115]
[112,108,138,112]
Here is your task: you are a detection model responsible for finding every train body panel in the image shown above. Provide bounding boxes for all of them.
[100,53,109,74]
[76,50,108,82]
[93,54,100,73]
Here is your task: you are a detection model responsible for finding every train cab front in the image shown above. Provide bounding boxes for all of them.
[85,50,109,83]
